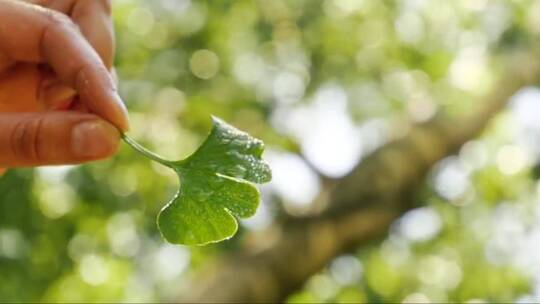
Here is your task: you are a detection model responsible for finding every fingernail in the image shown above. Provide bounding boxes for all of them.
[71,120,120,159]
[111,92,130,131]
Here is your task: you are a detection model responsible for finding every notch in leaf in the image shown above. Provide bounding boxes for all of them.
[122,117,272,245]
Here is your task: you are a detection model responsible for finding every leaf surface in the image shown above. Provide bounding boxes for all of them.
[124,117,271,245]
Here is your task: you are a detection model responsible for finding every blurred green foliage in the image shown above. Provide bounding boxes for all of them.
[2,0,540,302]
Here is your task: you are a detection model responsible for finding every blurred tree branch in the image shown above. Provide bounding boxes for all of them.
[186,53,539,303]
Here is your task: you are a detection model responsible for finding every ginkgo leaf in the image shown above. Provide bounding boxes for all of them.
[122,116,272,245]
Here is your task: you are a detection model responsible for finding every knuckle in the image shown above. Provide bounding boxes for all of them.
[9,117,45,163]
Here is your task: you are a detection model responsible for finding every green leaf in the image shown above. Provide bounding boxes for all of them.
[122,116,272,245]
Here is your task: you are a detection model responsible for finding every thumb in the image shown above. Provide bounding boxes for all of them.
[0,112,120,167]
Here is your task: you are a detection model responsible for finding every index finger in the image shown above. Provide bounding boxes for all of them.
[71,0,115,69]
[0,0,129,131]
[31,0,115,69]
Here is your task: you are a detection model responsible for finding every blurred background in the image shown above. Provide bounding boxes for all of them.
[2,0,540,302]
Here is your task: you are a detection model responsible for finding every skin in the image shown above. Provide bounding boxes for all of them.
[0,0,129,170]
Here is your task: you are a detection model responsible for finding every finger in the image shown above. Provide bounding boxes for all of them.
[42,0,75,13]
[0,112,119,167]
[38,0,114,68]
[38,67,77,110]
[111,68,119,86]
[0,0,129,131]
[0,64,44,112]
[71,0,114,68]
[41,82,76,110]
[0,64,74,112]
[69,97,89,112]
[21,0,51,5]
[0,52,15,73]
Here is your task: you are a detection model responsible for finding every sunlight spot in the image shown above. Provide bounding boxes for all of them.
[511,87,540,130]
[233,53,265,85]
[510,87,540,159]
[526,1,540,34]
[330,255,363,285]
[175,2,207,35]
[0,229,26,259]
[152,245,190,281]
[241,200,273,231]
[358,119,389,155]
[160,0,191,12]
[395,11,425,44]
[144,22,170,49]
[107,213,140,258]
[432,157,470,200]
[481,3,511,42]
[190,49,220,79]
[79,254,109,286]
[307,274,339,301]
[485,204,525,265]
[271,85,363,177]
[381,237,411,266]
[466,299,487,304]
[402,0,428,10]
[123,276,154,303]
[36,166,75,183]
[327,0,365,16]
[127,8,155,36]
[265,151,320,211]
[398,207,442,242]
[496,145,529,175]
[516,295,539,304]
[459,140,489,171]
[513,228,540,276]
[460,0,488,11]
[449,46,489,92]
[108,165,138,197]
[36,181,76,219]
[418,255,462,289]
[273,72,306,104]
[154,87,186,116]
[402,293,431,304]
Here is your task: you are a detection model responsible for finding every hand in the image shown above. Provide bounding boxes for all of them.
[0,0,129,168]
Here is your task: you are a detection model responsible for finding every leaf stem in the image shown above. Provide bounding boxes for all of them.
[121,134,175,167]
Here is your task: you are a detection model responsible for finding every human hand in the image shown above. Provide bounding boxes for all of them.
[0,0,129,168]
